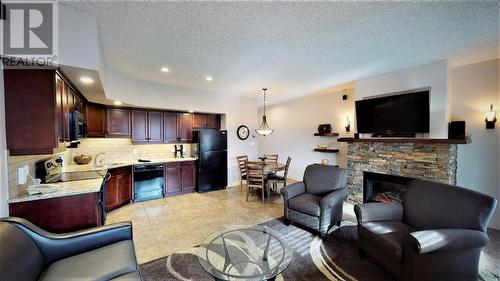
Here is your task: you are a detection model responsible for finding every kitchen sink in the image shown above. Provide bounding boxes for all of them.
[105,162,126,168]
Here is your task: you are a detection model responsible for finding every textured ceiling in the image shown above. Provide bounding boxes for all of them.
[61,1,499,103]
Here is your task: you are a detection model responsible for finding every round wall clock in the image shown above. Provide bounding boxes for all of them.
[237,125,250,140]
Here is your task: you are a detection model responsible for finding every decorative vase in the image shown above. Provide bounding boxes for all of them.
[318,124,332,134]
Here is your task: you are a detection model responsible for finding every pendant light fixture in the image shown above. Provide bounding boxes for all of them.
[256,88,274,136]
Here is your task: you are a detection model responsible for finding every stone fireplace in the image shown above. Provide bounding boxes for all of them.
[340,138,466,204]
[363,172,415,203]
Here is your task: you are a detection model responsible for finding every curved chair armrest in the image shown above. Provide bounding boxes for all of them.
[320,188,346,210]
[404,229,489,254]
[354,202,403,223]
[281,181,306,200]
[1,217,133,264]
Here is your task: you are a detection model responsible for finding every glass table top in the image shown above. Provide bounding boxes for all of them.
[197,225,293,281]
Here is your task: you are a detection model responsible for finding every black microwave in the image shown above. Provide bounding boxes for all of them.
[70,111,87,142]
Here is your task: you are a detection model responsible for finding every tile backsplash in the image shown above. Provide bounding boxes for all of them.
[7,138,192,198]
[7,150,70,198]
[69,138,192,164]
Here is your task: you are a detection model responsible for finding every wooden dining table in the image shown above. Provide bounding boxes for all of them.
[263,162,287,175]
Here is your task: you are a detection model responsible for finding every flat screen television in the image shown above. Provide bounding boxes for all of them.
[355,90,430,136]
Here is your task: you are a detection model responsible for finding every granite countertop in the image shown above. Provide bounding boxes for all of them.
[9,178,105,204]
[9,157,198,204]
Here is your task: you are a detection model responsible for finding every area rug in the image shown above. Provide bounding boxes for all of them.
[140,218,498,281]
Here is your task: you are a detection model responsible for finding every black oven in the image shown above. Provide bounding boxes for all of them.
[70,111,87,142]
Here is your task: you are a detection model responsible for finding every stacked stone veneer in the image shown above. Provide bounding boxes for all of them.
[346,142,458,204]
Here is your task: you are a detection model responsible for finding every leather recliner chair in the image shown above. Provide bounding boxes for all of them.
[354,179,497,281]
[281,164,347,238]
[0,217,142,281]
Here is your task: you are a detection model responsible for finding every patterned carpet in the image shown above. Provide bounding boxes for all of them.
[140,218,498,281]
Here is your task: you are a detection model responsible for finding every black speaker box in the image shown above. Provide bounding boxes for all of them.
[448,121,466,139]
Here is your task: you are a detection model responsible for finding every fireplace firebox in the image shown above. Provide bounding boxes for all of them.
[363,172,415,203]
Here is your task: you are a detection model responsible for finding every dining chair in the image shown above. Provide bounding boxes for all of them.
[268,156,291,192]
[236,155,248,191]
[264,154,279,163]
[245,161,267,203]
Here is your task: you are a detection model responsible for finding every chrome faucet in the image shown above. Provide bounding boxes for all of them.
[94,152,106,167]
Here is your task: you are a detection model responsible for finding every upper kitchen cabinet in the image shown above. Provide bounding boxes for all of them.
[163,112,193,143]
[106,108,131,138]
[148,111,164,142]
[86,103,106,137]
[178,113,193,142]
[4,69,85,155]
[132,110,163,143]
[193,113,220,129]
[163,112,178,143]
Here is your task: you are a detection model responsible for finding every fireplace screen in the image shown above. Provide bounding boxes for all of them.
[363,172,415,203]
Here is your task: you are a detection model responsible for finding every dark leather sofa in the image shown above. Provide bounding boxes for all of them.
[281,164,347,238]
[354,179,497,281]
[0,217,141,281]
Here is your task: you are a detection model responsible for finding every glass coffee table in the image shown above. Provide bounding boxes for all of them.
[197,225,293,281]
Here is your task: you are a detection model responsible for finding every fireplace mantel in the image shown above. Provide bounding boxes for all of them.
[338,138,470,144]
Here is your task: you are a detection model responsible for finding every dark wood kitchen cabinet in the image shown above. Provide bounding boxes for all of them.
[163,112,178,143]
[61,83,71,141]
[165,161,196,196]
[148,111,164,142]
[105,166,132,212]
[181,161,196,191]
[9,192,103,233]
[4,69,85,155]
[165,162,182,195]
[163,112,193,143]
[106,108,131,137]
[178,113,193,142]
[86,103,106,137]
[132,110,163,142]
[193,113,220,129]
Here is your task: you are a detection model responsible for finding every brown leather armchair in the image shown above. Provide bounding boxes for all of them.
[0,217,141,281]
[354,179,497,281]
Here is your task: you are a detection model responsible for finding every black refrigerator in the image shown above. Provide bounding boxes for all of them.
[193,129,228,192]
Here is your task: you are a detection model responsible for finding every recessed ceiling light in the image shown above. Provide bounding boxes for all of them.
[80,76,94,84]
[206,76,213,82]
[160,66,169,73]
[113,101,122,106]
[188,110,194,113]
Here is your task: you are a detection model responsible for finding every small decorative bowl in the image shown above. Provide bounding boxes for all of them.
[317,144,329,149]
[73,154,92,165]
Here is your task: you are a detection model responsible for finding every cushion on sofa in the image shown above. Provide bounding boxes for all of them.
[359,221,415,262]
[40,240,138,281]
[289,194,322,216]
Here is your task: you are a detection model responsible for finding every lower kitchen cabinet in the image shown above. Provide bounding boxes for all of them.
[105,166,132,212]
[9,192,103,233]
[165,161,196,196]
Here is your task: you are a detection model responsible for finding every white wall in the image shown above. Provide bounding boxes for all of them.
[0,63,8,217]
[257,89,354,180]
[102,70,259,186]
[58,4,103,71]
[355,60,450,138]
[451,59,500,229]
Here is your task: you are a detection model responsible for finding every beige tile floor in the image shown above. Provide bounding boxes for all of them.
[105,185,285,264]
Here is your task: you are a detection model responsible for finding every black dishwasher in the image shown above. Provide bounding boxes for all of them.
[133,164,164,202]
